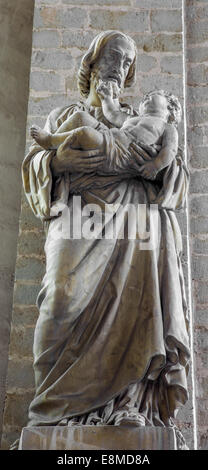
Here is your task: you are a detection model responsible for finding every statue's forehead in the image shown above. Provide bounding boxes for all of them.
[103,36,134,55]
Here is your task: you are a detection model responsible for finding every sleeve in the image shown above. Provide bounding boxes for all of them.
[22,106,75,221]
[144,126,189,210]
[153,150,189,210]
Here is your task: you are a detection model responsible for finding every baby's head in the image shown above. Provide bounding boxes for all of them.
[139,90,182,127]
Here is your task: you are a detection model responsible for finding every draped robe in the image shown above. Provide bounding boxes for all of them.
[22,102,190,429]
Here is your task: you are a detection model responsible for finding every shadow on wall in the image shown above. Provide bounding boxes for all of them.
[0,0,34,447]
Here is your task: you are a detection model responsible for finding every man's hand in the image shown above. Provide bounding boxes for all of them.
[130,142,160,160]
[51,135,105,175]
[139,161,158,180]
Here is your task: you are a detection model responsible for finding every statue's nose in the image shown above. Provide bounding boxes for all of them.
[112,63,124,77]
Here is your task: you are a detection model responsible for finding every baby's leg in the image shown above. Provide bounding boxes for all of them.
[69,126,105,151]
[56,126,105,162]
[57,111,99,134]
[30,111,100,150]
[111,128,134,148]
[30,126,73,150]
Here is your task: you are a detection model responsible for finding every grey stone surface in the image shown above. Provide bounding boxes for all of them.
[13,283,41,306]
[193,238,208,255]
[62,30,96,49]
[150,9,182,33]
[18,231,45,257]
[192,255,208,279]
[33,30,61,49]
[3,391,35,430]
[20,202,43,231]
[7,360,35,389]
[9,326,34,358]
[136,54,157,73]
[188,106,208,126]
[133,0,182,6]
[28,94,75,116]
[89,10,149,33]
[33,6,87,29]
[190,196,208,215]
[196,347,208,369]
[190,217,208,235]
[19,426,177,450]
[190,147,208,168]
[187,46,208,63]
[190,170,208,193]
[160,56,183,75]
[63,0,131,4]
[139,74,183,96]
[187,126,204,147]
[0,0,34,445]
[133,33,182,53]
[2,0,208,452]
[196,282,208,304]
[194,328,208,353]
[15,257,45,281]
[187,20,208,44]
[30,71,63,92]
[59,7,88,30]
[31,50,74,70]
[194,308,208,327]
[187,85,208,104]
[188,64,208,86]
[12,306,39,327]
[199,431,208,450]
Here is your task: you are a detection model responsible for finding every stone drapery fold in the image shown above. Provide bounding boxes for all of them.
[22,103,190,430]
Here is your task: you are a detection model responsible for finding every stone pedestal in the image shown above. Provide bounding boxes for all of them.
[19,426,177,450]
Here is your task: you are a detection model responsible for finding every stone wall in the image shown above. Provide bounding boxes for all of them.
[1,0,208,450]
[0,0,34,445]
[185,0,208,450]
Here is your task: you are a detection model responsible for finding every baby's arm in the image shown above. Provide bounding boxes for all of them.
[139,124,178,180]
[153,124,178,171]
[97,82,130,128]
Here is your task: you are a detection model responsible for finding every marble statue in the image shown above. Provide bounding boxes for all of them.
[30,88,181,181]
[22,30,190,447]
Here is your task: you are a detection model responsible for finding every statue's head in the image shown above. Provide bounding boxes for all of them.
[139,89,182,127]
[78,30,137,99]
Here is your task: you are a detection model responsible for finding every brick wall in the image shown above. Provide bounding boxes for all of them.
[186,0,208,450]
[1,0,202,449]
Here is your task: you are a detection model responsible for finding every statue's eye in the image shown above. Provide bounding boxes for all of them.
[124,60,131,69]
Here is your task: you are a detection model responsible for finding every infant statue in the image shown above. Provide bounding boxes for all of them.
[30,82,181,181]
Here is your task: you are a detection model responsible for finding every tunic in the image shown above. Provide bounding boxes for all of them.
[22,102,190,428]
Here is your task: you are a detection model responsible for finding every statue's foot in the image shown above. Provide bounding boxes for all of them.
[30,125,52,150]
[58,417,80,426]
[114,410,146,427]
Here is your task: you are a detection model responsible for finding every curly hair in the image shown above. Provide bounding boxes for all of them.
[77,30,137,98]
[139,89,182,127]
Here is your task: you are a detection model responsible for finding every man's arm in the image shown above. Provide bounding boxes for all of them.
[51,140,106,176]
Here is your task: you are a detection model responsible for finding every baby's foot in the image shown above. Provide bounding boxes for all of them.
[30,125,52,150]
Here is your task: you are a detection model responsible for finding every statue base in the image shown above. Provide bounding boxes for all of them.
[19,425,177,450]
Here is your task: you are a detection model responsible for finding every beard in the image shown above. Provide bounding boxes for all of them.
[91,70,123,99]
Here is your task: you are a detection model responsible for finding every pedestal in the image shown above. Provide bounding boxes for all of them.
[19,426,177,450]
